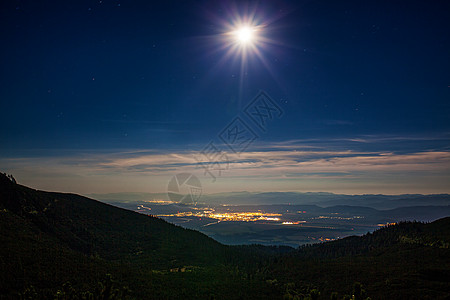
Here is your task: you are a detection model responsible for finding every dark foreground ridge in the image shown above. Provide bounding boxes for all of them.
[1,173,449,299]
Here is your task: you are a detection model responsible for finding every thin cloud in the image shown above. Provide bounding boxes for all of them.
[1,138,449,194]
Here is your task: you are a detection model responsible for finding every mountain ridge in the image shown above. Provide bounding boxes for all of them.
[88,191,450,210]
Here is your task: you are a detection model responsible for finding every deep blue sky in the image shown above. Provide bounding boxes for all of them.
[1,1,449,194]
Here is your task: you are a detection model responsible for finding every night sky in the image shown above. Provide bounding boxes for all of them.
[1,0,449,195]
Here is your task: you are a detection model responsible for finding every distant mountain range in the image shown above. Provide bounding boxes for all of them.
[89,191,450,210]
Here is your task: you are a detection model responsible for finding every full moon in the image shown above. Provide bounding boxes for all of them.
[235,26,255,44]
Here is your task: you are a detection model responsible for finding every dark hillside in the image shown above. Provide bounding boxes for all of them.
[270,218,450,299]
[0,173,248,299]
[0,173,225,265]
